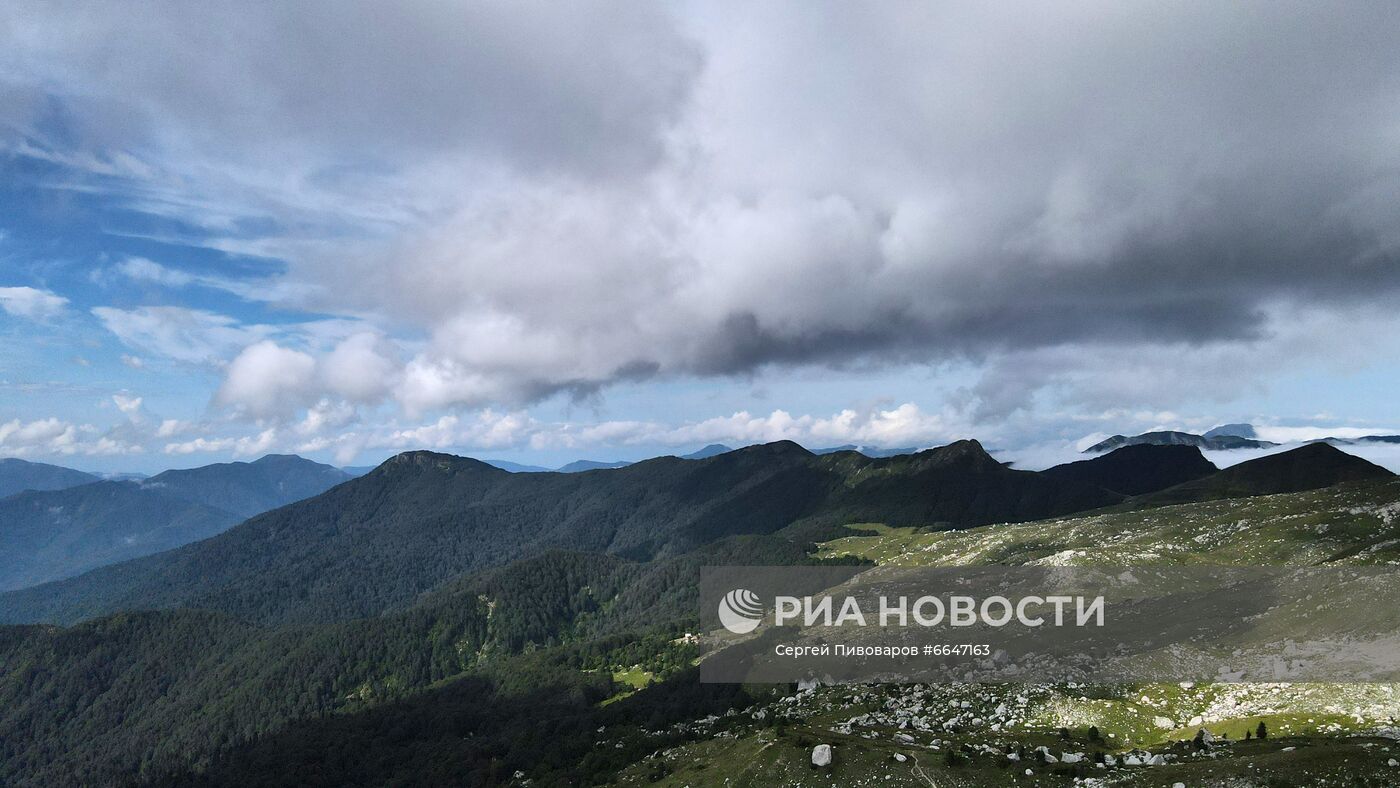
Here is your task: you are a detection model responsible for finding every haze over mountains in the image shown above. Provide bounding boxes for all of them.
[0,455,351,591]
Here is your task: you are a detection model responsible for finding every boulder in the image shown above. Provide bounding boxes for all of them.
[812,744,833,767]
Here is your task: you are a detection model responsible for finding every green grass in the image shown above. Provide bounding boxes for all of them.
[626,480,1400,784]
[817,480,1400,568]
[597,666,656,706]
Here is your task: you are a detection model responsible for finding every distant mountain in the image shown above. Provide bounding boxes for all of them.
[1204,423,1258,440]
[813,444,920,458]
[0,455,353,591]
[1043,444,1218,496]
[680,444,733,460]
[0,482,240,591]
[137,454,351,519]
[481,459,553,473]
[556,459,633,472]
[340,465,378,477]
[0,458,98,498]
[1360,435,1400,444]
[1126,442,1395,509]
[1086,430,1276,453]
[0,439,1122,627]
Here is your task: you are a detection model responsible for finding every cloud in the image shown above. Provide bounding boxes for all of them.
[213,333,399,418]
[0,416,141,457]
[0,286,69,320]
[111,393,144,418]
[5,3,1400,428]
[214,340,317,418]
[164,428,277,458]
[117,257,194,287]
[114,257,315,303]
[92,306,274,365]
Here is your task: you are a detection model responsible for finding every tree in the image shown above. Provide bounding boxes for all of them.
[1255,721,1268,740]
[1087,725,1101,741]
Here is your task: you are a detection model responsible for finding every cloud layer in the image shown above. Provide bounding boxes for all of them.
[3,2,1400,461]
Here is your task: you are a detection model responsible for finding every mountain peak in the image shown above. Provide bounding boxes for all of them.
[909,438,999,470]
[1204,423,1258,440]
[384,451,499,472]
[680,444,733,460]
[735,440,814,458]
[1087,430,1276,453]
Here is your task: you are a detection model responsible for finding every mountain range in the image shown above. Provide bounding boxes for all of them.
[1,436,1396,785]
[1086,429,1278,452]
[1087,425,1400,454]
[0,455,351,591]
[0,457,99,498]
[0,440,1122,626]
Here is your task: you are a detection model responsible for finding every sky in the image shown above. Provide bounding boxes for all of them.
[2,2,1400,474]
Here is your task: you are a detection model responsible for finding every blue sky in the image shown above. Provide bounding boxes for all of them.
[3,3,1400,474]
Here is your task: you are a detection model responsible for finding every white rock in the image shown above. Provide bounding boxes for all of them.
[1146,754,1167,766]
[1123,755,1143,766]
[1389,758,1399,767]
[1061,752,1082,763]
[812,744,832,767]
[1025,768,1033,776]
[1173,783,1186,788]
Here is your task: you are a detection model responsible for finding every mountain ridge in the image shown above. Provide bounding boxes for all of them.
[0,458,99,499]
[0,439,1119,627]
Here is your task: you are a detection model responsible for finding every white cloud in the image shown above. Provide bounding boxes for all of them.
[0,286,69,320]
[93,305,274,365]
[117,257,194,287]
[112,393,143,417]
[214,340,317,418]
[319,333,398,403]
[0,416,142,457]
[164,428,277,457]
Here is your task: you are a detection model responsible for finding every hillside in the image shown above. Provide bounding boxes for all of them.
[1125,442,1394,509]
[138,454,352,518]
[0,539,822,787]
[1043,444,1217,496]
[0,458,97,498]
[16,472,1395,787]
[0,455,355,591]
[0,440,1121,627]
[0,483,240,591]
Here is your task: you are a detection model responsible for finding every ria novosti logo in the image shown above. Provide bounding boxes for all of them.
[718,588,764,634]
